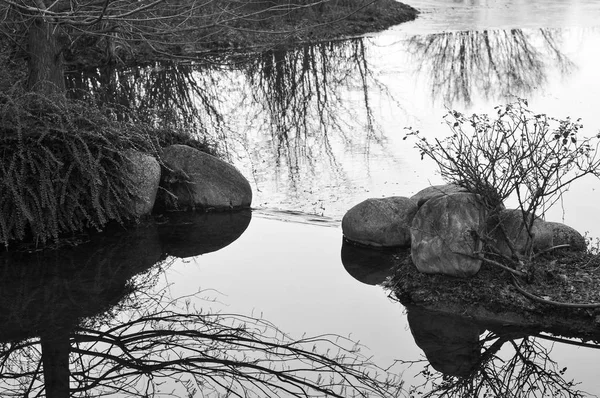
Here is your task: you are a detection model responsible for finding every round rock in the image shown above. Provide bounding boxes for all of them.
[160,144,252,210]
[486,209,553,257]
[342,196,418,247]
[543,221,587,252]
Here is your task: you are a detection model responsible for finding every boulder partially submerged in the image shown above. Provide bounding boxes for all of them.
[157,144,252,211]
[342,196,417,247]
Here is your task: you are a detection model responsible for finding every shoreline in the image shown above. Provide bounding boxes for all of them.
[65,0,419,68]
[386,250,600,340]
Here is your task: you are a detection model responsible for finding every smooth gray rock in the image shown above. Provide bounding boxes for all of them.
[411,184,468,208]
[543,221,587,252]
[160,144,252,210]
[342,197,418,247]
[125,150,161,217]
[486,209,553,258]
[411,193,486,277]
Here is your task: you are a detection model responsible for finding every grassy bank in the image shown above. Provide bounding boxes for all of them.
[0,91,218,250]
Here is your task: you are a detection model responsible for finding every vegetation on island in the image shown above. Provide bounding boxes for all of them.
[393,99,600,333]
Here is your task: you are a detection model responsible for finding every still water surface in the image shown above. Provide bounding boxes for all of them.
[155,0,600,395]
[4,0,600,396]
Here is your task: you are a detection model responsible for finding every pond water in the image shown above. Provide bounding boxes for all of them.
[152,0,600,393]
[3,0,600,396]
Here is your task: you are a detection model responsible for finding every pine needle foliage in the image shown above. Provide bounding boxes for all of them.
[0,90,161,249]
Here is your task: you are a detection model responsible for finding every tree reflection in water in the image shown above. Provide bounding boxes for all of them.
[237,39,394,212]
[406,28,575,105]
[67,39,394,215]
[403,305,594,398]
[0,215,403,398]
[242,39,379,170]
[66,61,228,140]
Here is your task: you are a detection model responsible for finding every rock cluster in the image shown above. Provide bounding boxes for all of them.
[342,184,587,277]
[126,144,252,217]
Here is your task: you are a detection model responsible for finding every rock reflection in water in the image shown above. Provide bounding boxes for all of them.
[340,241,407,285]
[158,210,251,258]
[406,28,574,105]
[404,305,594,397]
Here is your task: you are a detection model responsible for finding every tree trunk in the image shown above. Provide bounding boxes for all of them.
[41,331,71,398]
[26,16,66,96]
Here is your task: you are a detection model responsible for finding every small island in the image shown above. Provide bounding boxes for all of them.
[342,100,600,339]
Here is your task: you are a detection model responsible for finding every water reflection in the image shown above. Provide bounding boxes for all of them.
[66,39,397,216]
[406,28,574,105]
[0,222,166,397]
[158,210,251,258]
[403,305,596,397]
[339,242,598,395]
[242,40,379,172]
[66,62,227,137]
[0,212,406,397]
[340,241,405,285]
[0,212,252,397]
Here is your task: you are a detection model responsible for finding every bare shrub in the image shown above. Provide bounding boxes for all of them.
[407,99,600,264]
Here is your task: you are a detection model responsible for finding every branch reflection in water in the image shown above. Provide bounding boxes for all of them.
[406,28,575,106]
[402,305,594,397]
[0,213,404,398]
[230,39,399,213]
[66,61,228,142]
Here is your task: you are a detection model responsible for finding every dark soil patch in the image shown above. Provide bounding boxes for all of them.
[385,249,600,340]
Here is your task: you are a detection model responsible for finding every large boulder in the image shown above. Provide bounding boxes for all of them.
[411,193,486,277]
[541,221,587,252]
[486,209,553,258]
[342,197,418,247]
[159,144,252,211]
[125,150,161,217]
[410,184,468,208]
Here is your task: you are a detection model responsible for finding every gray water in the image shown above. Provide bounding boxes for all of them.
[5,0,600,396]
[154,0,600,395]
